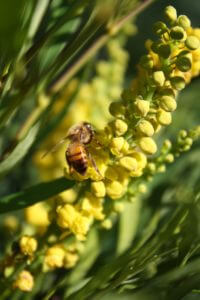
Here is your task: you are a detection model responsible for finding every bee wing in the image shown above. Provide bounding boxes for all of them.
[41,135,68,158]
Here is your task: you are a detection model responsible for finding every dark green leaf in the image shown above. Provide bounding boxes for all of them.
[0,176,74,213]
[0,122,40,178]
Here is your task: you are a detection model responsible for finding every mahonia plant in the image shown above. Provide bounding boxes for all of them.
[5,6,200,292]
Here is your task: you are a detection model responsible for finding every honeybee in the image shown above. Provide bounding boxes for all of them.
[43,122,101,176]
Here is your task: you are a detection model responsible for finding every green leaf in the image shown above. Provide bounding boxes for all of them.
[0,176,74,213]
[117,200,141,255]
[0,122,40,178]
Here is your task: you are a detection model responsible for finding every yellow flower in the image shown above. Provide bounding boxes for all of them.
[13,270,34,292]
[56,204,91,240]
[160,96,177,112]
[101,219,112,229]
[81,193,105,220]
[91,181,106,198]
[110,137,127,156]
[113,119,128,136]
[44,245,65,269]
[106,181,124,199]
[136,120,154,136]
[134,99,150,117]
[19,236,38,256]
[119,156,138,171]
[138,137,157,155]
[25,203,50,227]
[157,109,172,126]
[64,251,79,268]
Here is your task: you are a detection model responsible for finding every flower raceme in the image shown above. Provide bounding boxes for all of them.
[57,6,200,240]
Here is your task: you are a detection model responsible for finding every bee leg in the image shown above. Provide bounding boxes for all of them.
[66,158,74,175]
[93,136,102,148]
[87,151,103,178]
[69,165,74,175]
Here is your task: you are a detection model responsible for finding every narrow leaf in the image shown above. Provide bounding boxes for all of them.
[0,122,40,177]
[0,176,74,213]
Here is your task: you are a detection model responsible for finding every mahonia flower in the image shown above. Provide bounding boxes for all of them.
[56,204,92,240]
[25,202,50,228]
[44,244,79,271]
[13,270,34,292]
[19,236,38,256]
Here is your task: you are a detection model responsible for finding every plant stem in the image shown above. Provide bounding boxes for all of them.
[48,0,155,94]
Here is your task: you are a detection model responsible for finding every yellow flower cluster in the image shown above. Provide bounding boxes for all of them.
[44,243,79,271]
[19,236,38,256]
[49,6,200,241]
[13,270,34,292]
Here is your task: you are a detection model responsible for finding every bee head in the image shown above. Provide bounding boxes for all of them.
[81,122,94,144]
[67,122,94,144]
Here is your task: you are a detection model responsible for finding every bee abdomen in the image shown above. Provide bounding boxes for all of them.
[73,158,88,175]
[66,149,88,175]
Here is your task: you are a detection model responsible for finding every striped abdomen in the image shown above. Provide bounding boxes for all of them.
[66,142,88,175]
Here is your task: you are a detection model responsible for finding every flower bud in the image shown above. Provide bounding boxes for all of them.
[151,40,163,54]
[3,216,18,232]
[113,202,124,213]
[119,156,138,171]
[138,183,147,194]
[185,36,200,50]
[185,137,193,146]
[165,153,174,163]
[13,270,34,292]
[179,129,187,139]
[19,236,38,256]
[91,181,106,198]
[153,21,168,36]
[106,181,124,199]
[160,95,177,112]
[178,15,191,29]
[170,26,186,41]
[25,203,49,227]
[44,246,65,269]
[152,71,165,86]
[140,54,154,69]
[138,137,157,155]
[101,219,112,229]
[157,109,172,126]
[160,87,176,98]
[165,6,177,23]
[158,44,171,58]
[182,144,191,151]
[113,119,128,136]
[163,139,172,150]
[134,99,150,116]
[64,251,79,269]
[134,153,147,170]
[157,164,166,173]
[170,76,185,90]
[109,101,126,118]
[136,120,154,136]
[176,55,192,72]
[147,162,156,173]
[105,166,118,181]
[110,137,125,155]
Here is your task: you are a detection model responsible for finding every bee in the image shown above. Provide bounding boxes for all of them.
[42,122,101,177]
